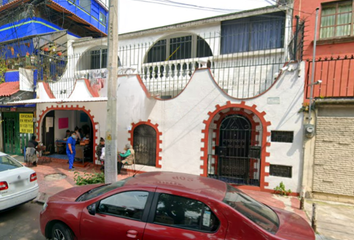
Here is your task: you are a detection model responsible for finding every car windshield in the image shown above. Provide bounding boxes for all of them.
[223,184,279,234]
[0,155,23,172]
[76,177,131,201]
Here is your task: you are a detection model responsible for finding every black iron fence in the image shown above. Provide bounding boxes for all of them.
[288,17,305,61]
[118,27,288,99]
[39,24,298,99]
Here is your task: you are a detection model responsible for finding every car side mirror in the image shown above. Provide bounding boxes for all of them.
[87,203,97,216]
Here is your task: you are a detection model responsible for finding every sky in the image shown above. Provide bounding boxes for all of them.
[117,0,272,33]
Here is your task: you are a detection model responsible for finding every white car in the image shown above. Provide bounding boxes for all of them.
[0,152,39,211]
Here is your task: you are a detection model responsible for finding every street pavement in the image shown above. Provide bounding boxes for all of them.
[10,155,354,240]
[0,202,46,240]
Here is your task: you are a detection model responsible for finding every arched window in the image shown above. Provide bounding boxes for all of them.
[77,47,121,71]
[145,34,212,63]
[133,124,157,166]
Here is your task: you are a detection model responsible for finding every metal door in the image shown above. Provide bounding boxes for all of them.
[2,112,20,155]
[216,115,259,186]
[133,125,156,166]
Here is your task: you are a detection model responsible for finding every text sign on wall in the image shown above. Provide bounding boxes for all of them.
[20,113,34,133]
[267,97,280,105]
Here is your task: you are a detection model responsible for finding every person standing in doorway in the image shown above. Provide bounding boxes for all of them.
[66,131,77,170]
[26,135,39,167]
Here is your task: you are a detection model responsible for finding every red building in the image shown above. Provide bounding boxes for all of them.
[294,0,354,203]
[294,0,354,99]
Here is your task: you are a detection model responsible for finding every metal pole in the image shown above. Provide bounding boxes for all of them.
[105,0,119,183]
[293,15,300,61]
[311,203,317,232]
[308,8,319,124]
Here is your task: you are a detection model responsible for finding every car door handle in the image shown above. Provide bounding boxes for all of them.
[127,229,138,238]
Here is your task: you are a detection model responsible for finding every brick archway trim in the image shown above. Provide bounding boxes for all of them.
[201,101,271,191]
[128,120,162,168]
[36,105,99,162]
[213,109,260,178]
[42,82,56,99]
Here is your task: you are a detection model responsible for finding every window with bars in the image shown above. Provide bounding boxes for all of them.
[90,49,107,69]
[221,12,285,54]
[270,165,292,178]
[320,1,353,39]
[271,131,293,143]
[146,35,212,63]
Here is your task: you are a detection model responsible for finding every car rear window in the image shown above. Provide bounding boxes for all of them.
[223,184,279,234]
[0,155,23,172]
[76,177,131,201]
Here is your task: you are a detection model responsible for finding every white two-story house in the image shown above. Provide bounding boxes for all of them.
[12,4,306,194]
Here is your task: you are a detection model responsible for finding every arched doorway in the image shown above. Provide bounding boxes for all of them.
[216,115,260,186]
[133,124,157,166]
[39,109,94,163]
[201,102,271,189]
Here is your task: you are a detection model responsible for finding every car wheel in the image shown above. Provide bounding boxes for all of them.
[51,222,74,240]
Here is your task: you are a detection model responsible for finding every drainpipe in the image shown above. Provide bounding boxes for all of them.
[293,16,300,61]
[308,8,319,124]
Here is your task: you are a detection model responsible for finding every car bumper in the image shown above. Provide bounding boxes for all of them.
[0,184,39,211]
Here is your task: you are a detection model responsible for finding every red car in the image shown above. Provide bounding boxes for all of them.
[40,172,315,240]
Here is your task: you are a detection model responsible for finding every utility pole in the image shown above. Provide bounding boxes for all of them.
[105,0,119,183]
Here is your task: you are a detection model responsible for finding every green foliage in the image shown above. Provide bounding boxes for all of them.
[0,59,7,83]
[274,181,292,196]
[74,171,105,185]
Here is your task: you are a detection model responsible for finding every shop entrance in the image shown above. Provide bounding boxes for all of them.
[40,110,94,163]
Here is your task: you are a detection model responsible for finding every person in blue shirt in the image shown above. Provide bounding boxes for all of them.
[66,131,77,170]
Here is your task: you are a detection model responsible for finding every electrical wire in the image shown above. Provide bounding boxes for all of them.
[128,0,241,13]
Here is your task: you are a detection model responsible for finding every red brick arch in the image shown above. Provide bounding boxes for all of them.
[201,101,271,191]
[128,120,162,168]
[212,109,260,179]
[36,105,99,162]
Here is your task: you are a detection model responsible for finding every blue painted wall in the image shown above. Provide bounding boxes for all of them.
[51,0,108,34]
[4,71,19,82]
[0,0,108,36]
[0,17,75,42]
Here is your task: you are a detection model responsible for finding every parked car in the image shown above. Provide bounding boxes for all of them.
[40,172,315,240]
[0,152,39,211]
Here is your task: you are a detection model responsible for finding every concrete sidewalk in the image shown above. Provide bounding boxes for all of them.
[304,199,354,240]
[12,155,353,240]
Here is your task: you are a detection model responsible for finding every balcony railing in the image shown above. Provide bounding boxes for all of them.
[44,25,304,99]
[118,29,290,99]
[305,56,354,99]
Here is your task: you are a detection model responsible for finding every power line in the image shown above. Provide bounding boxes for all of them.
[129,0,241,13]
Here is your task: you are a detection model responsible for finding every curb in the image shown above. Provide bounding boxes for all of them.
[316,235,338,240]
[34,192,48,204]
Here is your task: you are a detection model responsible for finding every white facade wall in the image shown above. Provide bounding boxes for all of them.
[114,62,304,192]
[36,6,306,192]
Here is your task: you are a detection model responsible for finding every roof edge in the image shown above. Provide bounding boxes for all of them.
[119,5,286,38]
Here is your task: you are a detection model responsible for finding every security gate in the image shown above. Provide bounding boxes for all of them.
[133,124,156,166]
[2,112,31,155]
[210,115,260,186]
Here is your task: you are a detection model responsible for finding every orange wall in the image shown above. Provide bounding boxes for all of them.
[293,0,354,59]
